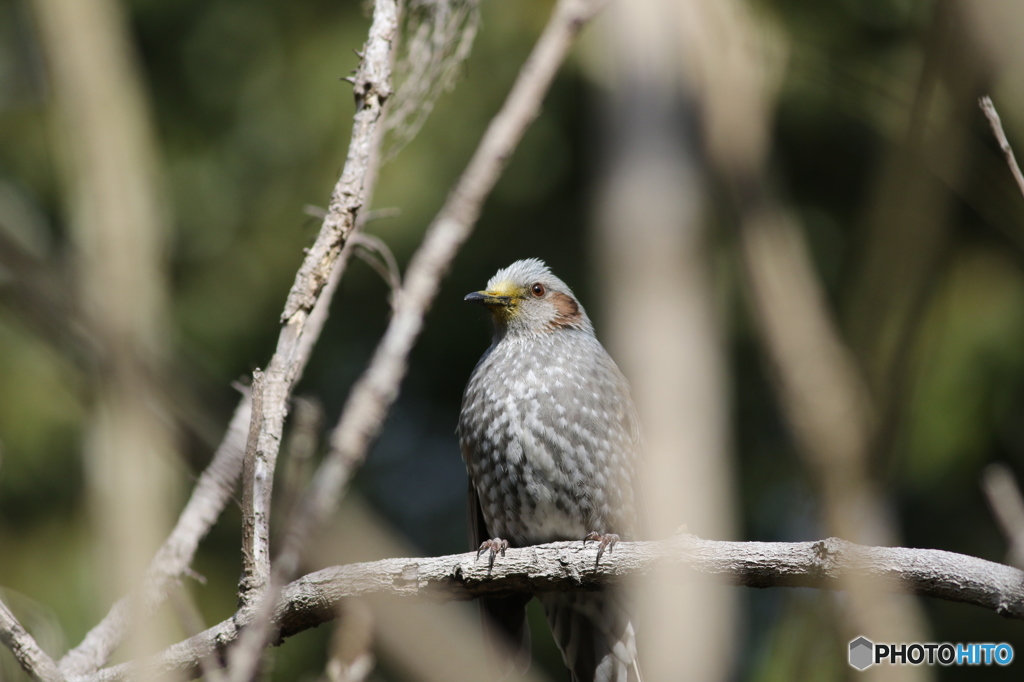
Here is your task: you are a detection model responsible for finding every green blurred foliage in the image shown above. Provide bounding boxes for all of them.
[0,0,1023,679]
[906,248,1024,487]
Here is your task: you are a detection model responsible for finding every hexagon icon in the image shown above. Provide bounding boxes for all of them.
[849,637,874,671]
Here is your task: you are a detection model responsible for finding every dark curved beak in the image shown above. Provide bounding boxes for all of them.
[464,291,512,307]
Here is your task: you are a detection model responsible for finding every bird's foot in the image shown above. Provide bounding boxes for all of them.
[583,532,620,565]
[476,538,508,570]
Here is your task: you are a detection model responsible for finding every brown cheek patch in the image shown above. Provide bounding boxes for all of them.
[548,291,582,329]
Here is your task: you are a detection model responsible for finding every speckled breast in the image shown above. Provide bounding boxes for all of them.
[459,329,639,547]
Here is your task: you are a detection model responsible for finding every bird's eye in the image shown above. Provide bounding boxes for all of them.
[531,282,545,297]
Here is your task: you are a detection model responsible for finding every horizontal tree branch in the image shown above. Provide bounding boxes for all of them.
[81,535,1024,682]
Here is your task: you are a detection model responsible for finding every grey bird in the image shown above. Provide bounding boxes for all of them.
[459,258,643,682]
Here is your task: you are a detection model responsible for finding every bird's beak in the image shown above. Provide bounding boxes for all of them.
[464,291,513,308]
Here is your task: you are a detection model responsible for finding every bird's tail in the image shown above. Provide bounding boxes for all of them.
[481,592,532,674]
[539,592,642,682]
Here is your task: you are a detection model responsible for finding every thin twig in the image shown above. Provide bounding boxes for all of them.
[351,233,402,306]
[362,207,401,222]
[224,1,607,678]
[981,463,1024,568]
[83,535,1024,682]
[980,95,1024,200]
[383,0,481,159]
[0,598,62,682]
[739,202,883,543]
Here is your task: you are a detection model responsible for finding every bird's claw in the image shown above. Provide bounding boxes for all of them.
[584,532,619,565]
[476,538,508,570]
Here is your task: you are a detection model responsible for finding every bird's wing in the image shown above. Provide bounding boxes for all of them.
[468,476,486,549]
[602,356,651,541]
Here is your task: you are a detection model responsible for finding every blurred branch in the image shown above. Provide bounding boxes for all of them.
[980,95,1024,200]
[83,535,1024,682]
[383,0,481,158]
[596,0,735,677]
[675,0,928,664]
[739,201,883,544]
[738,198,929,676]
[0,599,62,682]
[58,0,393,672]
[225,0,607,678]
[846,2,970,426]
[0,225,85,364]
[32,0,180,672]
[278,397,324,522]
[58,393,251,676]
[981,463,1024,569]
[0,205,246,458]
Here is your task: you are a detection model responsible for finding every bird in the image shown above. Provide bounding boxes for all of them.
[458,258,643,682]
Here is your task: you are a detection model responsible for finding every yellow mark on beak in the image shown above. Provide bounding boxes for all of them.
[464,281,526,317]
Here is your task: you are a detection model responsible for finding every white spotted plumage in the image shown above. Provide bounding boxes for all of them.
[459,259,643,682]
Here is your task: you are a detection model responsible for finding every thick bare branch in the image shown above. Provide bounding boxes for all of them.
[0,599,62,682]
[224,2,606,676]
[239,0,399,610]
[281,1,396,321]
[83,536,1024,682]
[235,0,399,619]
[239,370,268,607]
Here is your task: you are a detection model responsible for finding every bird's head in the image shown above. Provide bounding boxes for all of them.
[465,258,592,337]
